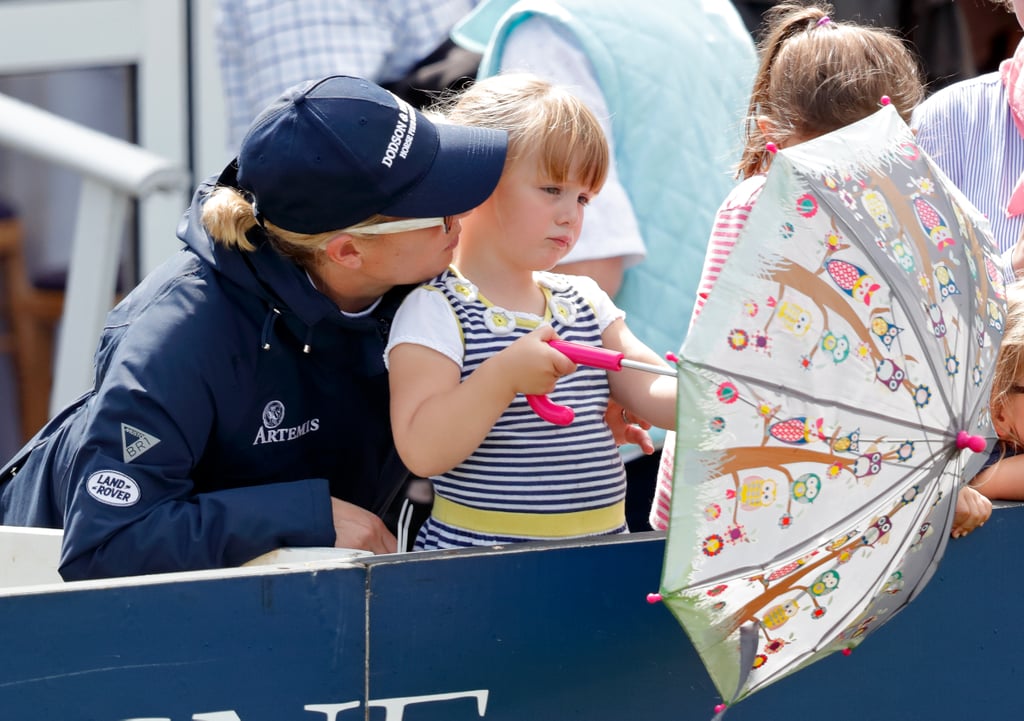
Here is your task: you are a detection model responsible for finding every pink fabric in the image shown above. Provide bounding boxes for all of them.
[649,176,766,531]
[1001,43,1024,218]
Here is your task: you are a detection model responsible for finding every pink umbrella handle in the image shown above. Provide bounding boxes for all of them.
[526,394,575,425]
[526,341,626,425]
[527,340,671,424]
[548,339,625,371]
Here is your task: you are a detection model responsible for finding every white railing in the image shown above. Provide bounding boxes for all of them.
[0,92,190,412]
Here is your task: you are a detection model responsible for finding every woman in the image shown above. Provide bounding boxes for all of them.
[0,75,507,580]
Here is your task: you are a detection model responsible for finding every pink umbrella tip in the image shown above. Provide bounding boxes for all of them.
[842,648,853,656]
[765,142,778,154]
[665,352,680,363]
[646,593,663,604]
[956,431,987,454]
[714,704,727,713]
[880,95,891,106]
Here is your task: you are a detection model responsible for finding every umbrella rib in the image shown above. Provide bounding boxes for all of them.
[679,358,952,439]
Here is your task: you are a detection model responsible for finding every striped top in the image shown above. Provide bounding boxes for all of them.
[913,70,1024,279]
[650,175,766,531]
[387,268,628,549]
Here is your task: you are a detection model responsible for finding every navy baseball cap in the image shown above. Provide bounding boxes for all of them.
[232,75,508,234]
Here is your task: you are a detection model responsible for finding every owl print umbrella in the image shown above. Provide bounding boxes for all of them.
[654,104,1005,715]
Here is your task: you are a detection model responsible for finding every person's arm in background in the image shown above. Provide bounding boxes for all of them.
[214,0,251,151]
[216,0,479,154]
[498,16,646,298]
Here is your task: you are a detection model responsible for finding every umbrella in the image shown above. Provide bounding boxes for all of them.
[652,104,1005,715]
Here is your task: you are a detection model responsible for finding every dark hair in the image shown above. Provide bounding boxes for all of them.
[737,2,925,178]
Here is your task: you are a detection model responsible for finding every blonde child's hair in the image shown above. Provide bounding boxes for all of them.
[991,281,1024,447]
[737,1,925,179]
[438,72,609,193]
[201,186,394,270]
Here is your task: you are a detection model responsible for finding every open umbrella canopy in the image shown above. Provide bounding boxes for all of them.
[658,105,1005,711]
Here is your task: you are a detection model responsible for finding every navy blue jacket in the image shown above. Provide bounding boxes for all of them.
[0,177,411,580]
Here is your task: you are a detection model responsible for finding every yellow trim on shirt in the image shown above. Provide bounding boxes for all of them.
[432,495,625,538]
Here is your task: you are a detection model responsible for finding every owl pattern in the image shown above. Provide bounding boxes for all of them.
[693,130,1001,679]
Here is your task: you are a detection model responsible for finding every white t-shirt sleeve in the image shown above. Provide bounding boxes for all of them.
[562,274,626,330]
[499,16,646,268]
[384,286,464,370]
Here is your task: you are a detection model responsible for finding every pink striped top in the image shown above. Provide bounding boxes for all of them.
[650,174,766,531]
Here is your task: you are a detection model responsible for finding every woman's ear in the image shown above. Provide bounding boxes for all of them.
[323,233,363,269]
[756,116,775,142]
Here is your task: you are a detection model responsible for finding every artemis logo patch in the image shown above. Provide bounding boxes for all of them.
[86,471,141,507]
[122,423,161,463]
[253,400,320,445]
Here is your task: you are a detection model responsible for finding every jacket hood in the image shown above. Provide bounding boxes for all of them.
[177,170,351,332]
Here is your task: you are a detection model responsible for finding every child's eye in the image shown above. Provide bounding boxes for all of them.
[542,186,561,196]
[578,195,591,207]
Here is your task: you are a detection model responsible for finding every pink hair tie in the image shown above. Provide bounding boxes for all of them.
[879,95,891,106]
[816,16,831,26]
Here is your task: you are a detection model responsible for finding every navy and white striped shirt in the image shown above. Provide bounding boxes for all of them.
[387,269,628,550]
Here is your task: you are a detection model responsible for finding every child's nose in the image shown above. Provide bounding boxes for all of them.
[557,198,583,226]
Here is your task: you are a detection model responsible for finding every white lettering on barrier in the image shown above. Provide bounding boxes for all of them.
[121,689,490,721]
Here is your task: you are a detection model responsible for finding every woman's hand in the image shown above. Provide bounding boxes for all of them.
[330,497,397,554]
[605,399,654,454]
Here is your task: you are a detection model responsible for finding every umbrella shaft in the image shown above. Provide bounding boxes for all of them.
[621,359,678,377]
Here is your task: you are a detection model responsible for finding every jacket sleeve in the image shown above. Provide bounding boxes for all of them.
[60,476,335,580]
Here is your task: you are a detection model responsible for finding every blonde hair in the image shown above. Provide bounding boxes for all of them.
[201,185,395,270]
[737,2,925,179]
[991,281,1024,447]
[438,73,609,192]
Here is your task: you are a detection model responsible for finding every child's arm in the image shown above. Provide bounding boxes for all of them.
[969,454,1024,500]
[389,325,577,478]
[601,318,677,430]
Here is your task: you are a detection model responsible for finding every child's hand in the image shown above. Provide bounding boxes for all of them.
[951,485,991,538]
[496,325,577,396]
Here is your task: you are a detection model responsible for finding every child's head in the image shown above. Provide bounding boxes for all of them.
[439,73,609,194]
[991,281,1024,446]
[738,2,925,178]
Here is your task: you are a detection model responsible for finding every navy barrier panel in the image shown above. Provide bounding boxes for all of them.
[0,567,368,720]
[0,508,1020,720]
[365,534,716,721]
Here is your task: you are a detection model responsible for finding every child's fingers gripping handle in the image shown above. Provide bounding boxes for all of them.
[526,341,625,424]
[526,394,575,425]
[547,339,624,371]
